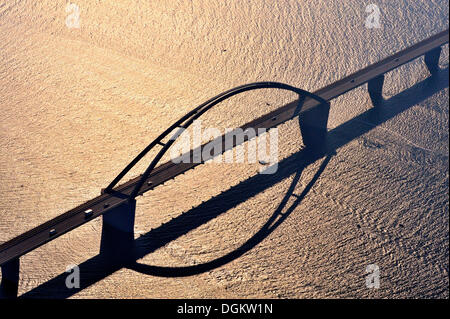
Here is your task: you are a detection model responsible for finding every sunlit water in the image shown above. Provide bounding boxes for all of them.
[0,0,448,298]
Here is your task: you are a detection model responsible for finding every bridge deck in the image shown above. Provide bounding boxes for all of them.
[0,29,448,267]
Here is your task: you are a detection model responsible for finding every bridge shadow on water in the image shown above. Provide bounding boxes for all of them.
[21,67,448,298]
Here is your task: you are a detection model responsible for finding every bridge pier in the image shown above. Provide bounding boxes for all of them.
[100,200,136,264]
[0,258,20,299]
[368,74,385,106]
[425,47,442,75]
[298,101,330,154]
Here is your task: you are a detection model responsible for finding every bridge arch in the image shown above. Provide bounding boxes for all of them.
[104,82,329,199]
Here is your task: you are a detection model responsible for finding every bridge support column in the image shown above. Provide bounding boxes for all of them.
[0,258,20,299]
[425,47,442,75]
[368,74,385,106]
[299,102,330,154]
[100,200,136,264]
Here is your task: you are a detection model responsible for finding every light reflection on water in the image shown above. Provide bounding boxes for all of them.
[0,0,448,298]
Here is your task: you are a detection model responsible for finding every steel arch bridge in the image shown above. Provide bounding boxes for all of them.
[104,82,329,200]
[0,29,448,299]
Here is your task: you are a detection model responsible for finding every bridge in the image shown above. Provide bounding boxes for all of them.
[0,29,448,298]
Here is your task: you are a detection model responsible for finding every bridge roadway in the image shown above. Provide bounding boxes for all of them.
[0,29,448,270]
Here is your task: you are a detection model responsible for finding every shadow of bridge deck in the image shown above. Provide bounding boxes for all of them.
[21,67,448,298]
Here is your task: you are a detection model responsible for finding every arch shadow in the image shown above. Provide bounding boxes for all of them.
[128,152,333,277]
[19,67,448,298]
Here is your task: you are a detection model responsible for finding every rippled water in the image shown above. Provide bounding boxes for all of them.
[0,0,448,298]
